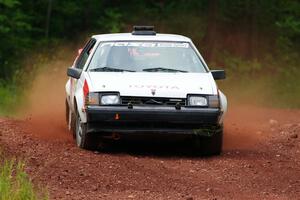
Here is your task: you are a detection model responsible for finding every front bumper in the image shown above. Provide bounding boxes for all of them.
[86,106,222,136]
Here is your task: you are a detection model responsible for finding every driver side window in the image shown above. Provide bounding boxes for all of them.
[75,38,96,69]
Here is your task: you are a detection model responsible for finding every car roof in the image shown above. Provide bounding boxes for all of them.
[92,33,191,42]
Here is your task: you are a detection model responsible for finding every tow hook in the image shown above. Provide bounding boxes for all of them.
[112,133,121,140]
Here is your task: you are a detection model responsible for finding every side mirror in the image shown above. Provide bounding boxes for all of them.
[67,67,82,79]
[211,70,226,80]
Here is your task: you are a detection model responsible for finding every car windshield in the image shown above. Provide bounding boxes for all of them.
[88,41,207,73]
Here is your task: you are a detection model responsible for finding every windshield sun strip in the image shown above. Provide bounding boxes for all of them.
[86,40,208,73]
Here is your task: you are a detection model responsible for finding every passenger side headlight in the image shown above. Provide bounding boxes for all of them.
[100,94,120,105]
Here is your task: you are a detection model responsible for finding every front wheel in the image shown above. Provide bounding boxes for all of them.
[65,99,69,124]
[75,112,98,150]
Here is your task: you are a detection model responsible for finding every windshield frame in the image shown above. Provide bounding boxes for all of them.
[85,40,209,73]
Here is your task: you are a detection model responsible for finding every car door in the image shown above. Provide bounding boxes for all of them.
[70,38,96,110]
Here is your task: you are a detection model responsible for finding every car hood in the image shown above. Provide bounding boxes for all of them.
[86,72,217,98]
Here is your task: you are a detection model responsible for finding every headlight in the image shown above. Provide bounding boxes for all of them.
[187,95,220,108]
[188,96,208,106]
[100,94,120,105]
[86,92,99,105]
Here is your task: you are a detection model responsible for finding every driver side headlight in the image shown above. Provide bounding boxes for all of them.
[188,96,208,106]
[187,95,220,108]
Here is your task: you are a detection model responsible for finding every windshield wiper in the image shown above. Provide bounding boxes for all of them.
[142,67,187,73]
[90,67,135,72]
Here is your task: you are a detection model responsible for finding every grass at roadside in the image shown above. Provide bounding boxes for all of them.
[0,85,22,116]
[220,73,300,109]
[0,156,48,200]
[218,53,300,108]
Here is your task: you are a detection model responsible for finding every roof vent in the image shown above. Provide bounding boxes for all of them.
[132,26,156,36]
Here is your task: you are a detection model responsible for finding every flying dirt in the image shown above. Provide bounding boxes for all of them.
[0,47,299,199]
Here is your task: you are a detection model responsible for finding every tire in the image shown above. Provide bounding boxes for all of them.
[70,112,76,138]
[194,127,223,156]
[75,111,98,150]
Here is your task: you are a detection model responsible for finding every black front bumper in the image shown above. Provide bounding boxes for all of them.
[86,106,221,136]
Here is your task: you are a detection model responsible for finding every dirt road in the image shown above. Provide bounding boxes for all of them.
[0,105,299,200]
[0,51,299,199]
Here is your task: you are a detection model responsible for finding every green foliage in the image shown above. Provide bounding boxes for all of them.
[0,85,19,116]
[0,0,299,109]
[275,1,300,52]
[0,156,48,200]
[220,52,262,74]
[0,0,19,8]
[0,0,299,79]
[98,8,123,33]
[273,69,300,108]
[0,0,32,81]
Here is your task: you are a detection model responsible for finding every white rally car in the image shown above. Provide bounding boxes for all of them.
[66,26,227,155]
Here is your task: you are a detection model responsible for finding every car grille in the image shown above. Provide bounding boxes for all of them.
[121,96,186,106]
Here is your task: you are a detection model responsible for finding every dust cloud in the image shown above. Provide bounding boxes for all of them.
[18,47,75,141]
[223,104,300,150]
